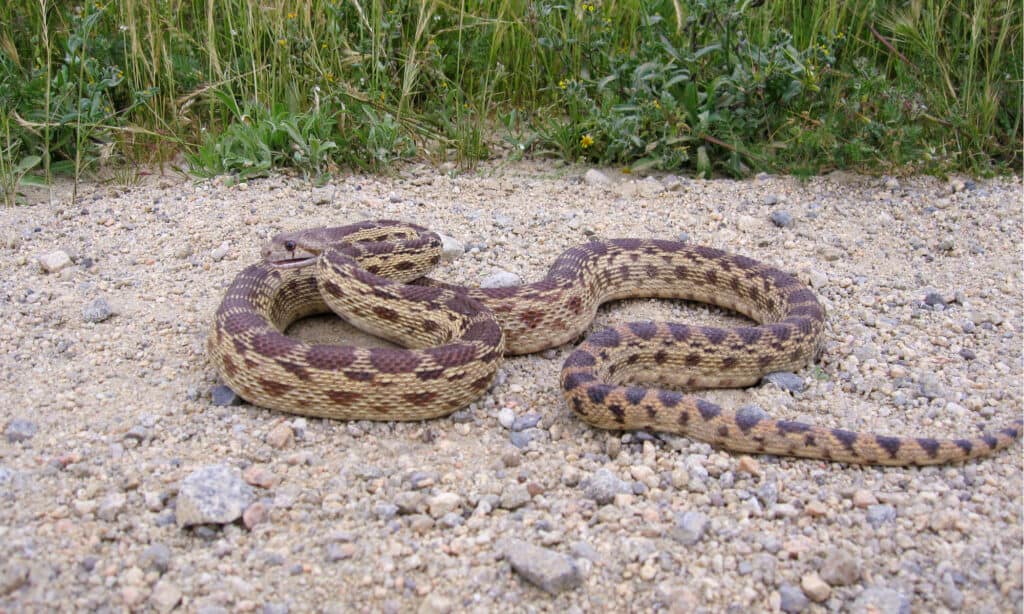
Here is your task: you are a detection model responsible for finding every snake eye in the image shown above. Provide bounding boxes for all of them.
[284,240,296,251]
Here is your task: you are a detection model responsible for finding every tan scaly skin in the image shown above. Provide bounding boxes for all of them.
[209,220,1022,465]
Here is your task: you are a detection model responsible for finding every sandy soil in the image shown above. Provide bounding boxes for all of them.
[0,163,1021,613]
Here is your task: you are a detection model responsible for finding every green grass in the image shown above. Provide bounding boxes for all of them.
[0,0,1019,198]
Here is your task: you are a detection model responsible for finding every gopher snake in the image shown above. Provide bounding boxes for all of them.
[209,220,1021,465]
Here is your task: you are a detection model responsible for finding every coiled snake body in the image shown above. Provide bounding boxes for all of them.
[209,220,1020,465]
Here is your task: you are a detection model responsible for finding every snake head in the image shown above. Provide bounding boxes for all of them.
[262,229,330,269]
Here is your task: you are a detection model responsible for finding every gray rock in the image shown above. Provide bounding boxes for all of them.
[141,543,172,573]
[150,580,182,613]
[38,250,72,273]
[677,231,690,243]
[210,385,242,406]
[5,419,38,443]
[173,245,193,259]
[866,504,896,527]
[583,169,611,186]
[819,550,861,586]
[502,540,581,594]
[779,583,809,613]
[97,492,127,521]
[939,579,964,610]
[582,468,631,505]
[438,234,464,263]
[82,297,113,323]
[672,511,709,545]
[763,372,805,392]
[500,483,532,510]
[924,291,948,307]
[175,464,254,526]
[511,413,542,432]
[263,603,289,614]
[492,213,513,228]
[764,194,781,205]
[850,587,911,614]
[480,270,521,289]
[770,210,794,228]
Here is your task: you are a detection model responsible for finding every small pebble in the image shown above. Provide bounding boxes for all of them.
[779,583,809,613]
[38,250,72,273]
[4,419,38,443]
[210,385,242,406]
[820,550,861,586]
[800,572,830,602]
[851,587,911,614]
[82,297,113,323]
[770,210,794,228]
[672,511,709,545]
[175,464,254,526]
[502,540,582,595]
[480,270,522,288]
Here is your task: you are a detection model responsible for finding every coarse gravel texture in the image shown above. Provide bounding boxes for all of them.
[0,163,1021,613]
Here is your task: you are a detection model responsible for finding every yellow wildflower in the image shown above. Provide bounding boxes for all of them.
[580,134,594,149]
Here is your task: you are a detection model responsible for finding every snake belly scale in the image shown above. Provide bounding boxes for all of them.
[209,220,1021,466]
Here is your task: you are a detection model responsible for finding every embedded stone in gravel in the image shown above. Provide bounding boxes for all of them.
[866,504,896,527]
[4,418,37,443]
[427,492,462,518]
[481,270,522,288]
[819,550,861,586]
[150,579,182,613]
[140,543,172,574]
[175,464,254,527]
[82,297,113,323]
[779,583,809,613]
[770,210,794,228]
[243,502,270,529]
[765,194,782,205]
[851,587,910,614]
[38,249,71,273]
[97,492,127,521]
[211,242,230,261]
[583,169,611,186]
[500,483,532,510]
[439,234,464,262]
[266,423,294,449]
[763,372,804,392]
[0,564,29,596]
[502,540,582,595]
[801,572,830,602]
[672,511,709,545]
[582,468,631,505]
[497,407,515,429]
[924,291,948,307]
[210,385,242,406]
[418,593,453,614]
[511,413,542,431]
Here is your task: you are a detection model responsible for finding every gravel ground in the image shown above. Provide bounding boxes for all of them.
[0,163,1021,613]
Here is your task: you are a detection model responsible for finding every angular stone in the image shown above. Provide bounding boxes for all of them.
[672,510,709,545]
[175,464,254,526]
[851,587,910,614]
[38,250,72,273]
[502,540,581,594]
[82,297,113,323]
[820,550,861,586]
[581,468,631,505]
[4,419,37,443]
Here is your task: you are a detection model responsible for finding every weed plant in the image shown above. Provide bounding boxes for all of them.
[0,0,1019,195]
